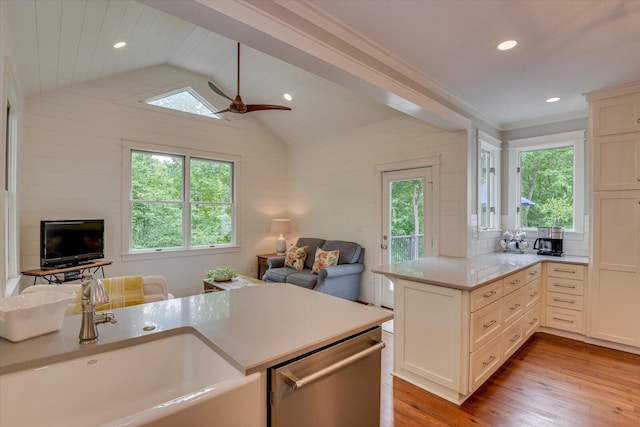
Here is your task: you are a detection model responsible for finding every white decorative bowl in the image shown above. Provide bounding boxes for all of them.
[0,291,75,342]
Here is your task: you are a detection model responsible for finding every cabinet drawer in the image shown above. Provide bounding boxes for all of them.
[470,279,503,312]
[524,278,541,310]
[523,263,542,284]
[546,277,584,296]
[546,263,585,280]
[545,306,584,334]
[523,303,541,338]
[469,334,502,393]
[502,320,525,360]
[502,287,526,328]
[470,300,502,352]
[546,291,584,311]
[503,270,525,295]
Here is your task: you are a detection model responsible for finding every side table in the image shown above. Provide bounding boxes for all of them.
[256,253,278,279]
[203,274,265,292]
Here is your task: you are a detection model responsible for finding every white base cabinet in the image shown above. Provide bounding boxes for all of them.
[392,263,541,404]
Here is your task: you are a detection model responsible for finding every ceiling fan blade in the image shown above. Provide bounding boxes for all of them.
[213,108,231,114]
[246,104,292,112]
[208,81,233,101]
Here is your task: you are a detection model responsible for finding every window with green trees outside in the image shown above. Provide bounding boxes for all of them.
[519,146,574,228]
[130,150,234,251]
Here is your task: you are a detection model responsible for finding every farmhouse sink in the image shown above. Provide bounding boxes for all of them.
[0,330,261,427]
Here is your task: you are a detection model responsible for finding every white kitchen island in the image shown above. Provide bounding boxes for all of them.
[372,253,588,405]
[0,283,392,426]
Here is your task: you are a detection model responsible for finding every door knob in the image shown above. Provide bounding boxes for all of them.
[381,244,388,249]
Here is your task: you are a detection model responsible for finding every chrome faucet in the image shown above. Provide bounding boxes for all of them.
[79,273,117,344]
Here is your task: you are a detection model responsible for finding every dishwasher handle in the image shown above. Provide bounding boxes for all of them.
[280,341,386,391]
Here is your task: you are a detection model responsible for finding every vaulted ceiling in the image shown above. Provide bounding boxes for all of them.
[5,0,640,143]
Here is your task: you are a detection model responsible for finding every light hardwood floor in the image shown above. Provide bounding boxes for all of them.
[380,331,640,426]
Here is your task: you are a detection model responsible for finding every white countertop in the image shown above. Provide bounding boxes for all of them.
[372,253,589,291]
[0,283,392,375]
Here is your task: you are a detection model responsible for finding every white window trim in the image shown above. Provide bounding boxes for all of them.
[121,139,241,261]
[478,131,501,235]
[507,130,585,234]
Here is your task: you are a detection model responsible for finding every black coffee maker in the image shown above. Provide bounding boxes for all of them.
[533,227,564,256]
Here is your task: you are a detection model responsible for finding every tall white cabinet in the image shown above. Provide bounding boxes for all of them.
[586,82,640,348]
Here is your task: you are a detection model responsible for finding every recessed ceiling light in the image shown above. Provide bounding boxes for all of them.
[546,97,561,103]
[497,40,517,51]
[113,41,127,49]
[283,93,293,101]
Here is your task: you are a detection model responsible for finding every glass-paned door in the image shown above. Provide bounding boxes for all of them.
[381,167,433,308]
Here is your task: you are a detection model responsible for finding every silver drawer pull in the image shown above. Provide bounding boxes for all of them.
[554,283,577,289]
[509,334,521,343]
[529,271,539,276]
[509,279,521,285]
[483,290,497,299]
[482,355,497,366]
[510,303,521,311]
[553,297,576,304]
[553,317,575,324]
[280,341,386,391]
[554,268,576,274]
[529,318,538,325]
[483,319,497,329]
[529,291,539,297]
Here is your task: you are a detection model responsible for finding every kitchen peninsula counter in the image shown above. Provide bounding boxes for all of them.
[371,252,588,291]
[372,252,589,405]
[0,283,392,375]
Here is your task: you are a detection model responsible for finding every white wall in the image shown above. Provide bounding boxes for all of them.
[20,65,288,297]
[287,115,468,303]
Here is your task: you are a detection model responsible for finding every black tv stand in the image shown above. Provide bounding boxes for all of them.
[22,260,112,285]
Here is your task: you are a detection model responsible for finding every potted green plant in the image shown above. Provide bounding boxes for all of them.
[206,266,237,282]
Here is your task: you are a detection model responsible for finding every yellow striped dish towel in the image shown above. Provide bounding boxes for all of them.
[74,276,145,314]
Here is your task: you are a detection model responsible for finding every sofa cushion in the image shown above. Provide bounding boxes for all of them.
[263,267,300,283]
[322,240,362,264]
[296,238,326,269]
[311,247,340,274]
[285,271,318,289]
[285,245,308,271]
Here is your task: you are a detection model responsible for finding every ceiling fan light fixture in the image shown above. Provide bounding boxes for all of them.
[283,93,293,101]
[113,41,127,49]
[497,40,517,51]
[546,97,561,103]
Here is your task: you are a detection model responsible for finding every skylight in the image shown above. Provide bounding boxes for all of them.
[145,88,220,119]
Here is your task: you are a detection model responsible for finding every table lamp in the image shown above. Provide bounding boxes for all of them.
[271,219,292,255]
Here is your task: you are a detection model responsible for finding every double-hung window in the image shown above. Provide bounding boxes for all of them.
[478,131,501,232]
[508,131,585,232]
[125,145,236,254]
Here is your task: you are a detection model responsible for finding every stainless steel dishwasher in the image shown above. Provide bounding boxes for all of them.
[268,327,385,427]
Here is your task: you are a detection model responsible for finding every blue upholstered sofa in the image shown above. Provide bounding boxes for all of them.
[262,238,365,301]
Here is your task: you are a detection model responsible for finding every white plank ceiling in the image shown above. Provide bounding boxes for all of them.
[5,0,640,139]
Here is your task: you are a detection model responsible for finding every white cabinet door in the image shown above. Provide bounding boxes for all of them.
[592,93,640,136]
[593,134,640,191]
[394,279,465,393]
[589,191,640,347]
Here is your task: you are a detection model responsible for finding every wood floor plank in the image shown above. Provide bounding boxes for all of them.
[381,331,640,426]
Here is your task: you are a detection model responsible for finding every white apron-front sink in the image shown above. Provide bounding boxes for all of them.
[0,331,261,426]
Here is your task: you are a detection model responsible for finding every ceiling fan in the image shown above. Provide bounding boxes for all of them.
[208,43,292,115]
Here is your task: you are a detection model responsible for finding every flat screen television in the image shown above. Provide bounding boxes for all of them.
[40,219,105,269]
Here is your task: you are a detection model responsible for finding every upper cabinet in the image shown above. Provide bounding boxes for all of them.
[592,133,640,191]
[588,85,640,191]
[591,92,640,136]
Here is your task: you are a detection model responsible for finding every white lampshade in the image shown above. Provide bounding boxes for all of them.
[271,219,291,255]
